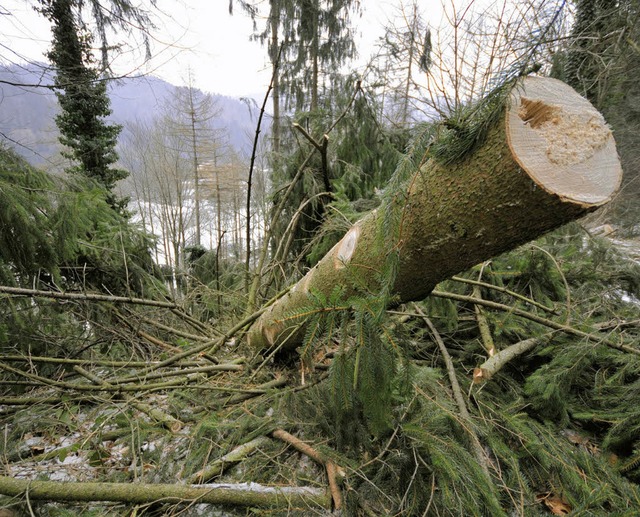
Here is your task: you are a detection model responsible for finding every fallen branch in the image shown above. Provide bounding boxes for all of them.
[138,307,268,376]
[73,366,183,432]
[431,291,640,356]
[189,436,272,484]
[0,285,176,308]
[272,428,344,511]
[132,311,216,341]
[221,378,288,406]
[451,275,557,314]
[0,476,332,509]
[473,334,554,383]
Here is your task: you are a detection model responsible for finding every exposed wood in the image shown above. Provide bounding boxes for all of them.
[473,334,553,383]
[247,77,622,353]
[472,283,496,357]
[271,428,344,510]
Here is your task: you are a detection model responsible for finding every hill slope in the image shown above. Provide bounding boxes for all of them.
[0,63,261,166]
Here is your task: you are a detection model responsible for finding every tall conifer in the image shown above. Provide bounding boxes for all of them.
[39,0,127,211]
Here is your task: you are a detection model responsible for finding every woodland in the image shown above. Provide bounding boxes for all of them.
[1,0,640,516]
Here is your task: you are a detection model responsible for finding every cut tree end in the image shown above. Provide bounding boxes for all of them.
[506,76,622,206]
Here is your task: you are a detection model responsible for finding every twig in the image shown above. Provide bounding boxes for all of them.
[412,303,492,481]
[431,290,640,356]
[451,275,557,314]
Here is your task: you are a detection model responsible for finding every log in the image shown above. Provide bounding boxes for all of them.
[247,77,622,352]
[0,476,331,509]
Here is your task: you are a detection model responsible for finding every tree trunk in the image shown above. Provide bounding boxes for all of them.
[0,475,331,509]
[247,77,622,352]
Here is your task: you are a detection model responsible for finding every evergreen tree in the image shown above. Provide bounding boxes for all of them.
[269,0,361,113]
[39,0,127,211]
[562,0,640,219]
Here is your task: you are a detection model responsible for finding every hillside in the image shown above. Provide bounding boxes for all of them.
[0,63,261,166]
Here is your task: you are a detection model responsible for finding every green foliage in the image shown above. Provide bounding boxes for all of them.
[0,146,57,282]
[39,0,128,211]
[0,146,163,360]
[281,286,411,448]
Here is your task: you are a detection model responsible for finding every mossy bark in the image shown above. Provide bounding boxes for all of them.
[247,77,622,353]
[0,475,331,509]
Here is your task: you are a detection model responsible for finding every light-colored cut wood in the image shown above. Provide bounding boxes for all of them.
[506,76,622,205]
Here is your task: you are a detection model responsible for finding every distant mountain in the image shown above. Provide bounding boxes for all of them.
[0,63,262,166]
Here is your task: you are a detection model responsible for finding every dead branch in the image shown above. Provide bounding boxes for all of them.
[189,436,272,484]
[431,291,640,356]
[73,366,183,432]
[0,285,176,308]
[451,275,557,314]
[473,334,554,383]
[271,429,344,510]
[0,475,332,509]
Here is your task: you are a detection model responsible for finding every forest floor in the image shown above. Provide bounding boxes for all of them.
[2,221,640,516]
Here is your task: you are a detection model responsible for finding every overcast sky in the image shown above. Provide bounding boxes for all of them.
[0,0,396,98]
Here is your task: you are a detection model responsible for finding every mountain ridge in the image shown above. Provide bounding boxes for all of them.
[0,62,261,166]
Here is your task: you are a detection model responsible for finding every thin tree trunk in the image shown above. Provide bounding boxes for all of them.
[270,0,281,156]
[0,475,331,509]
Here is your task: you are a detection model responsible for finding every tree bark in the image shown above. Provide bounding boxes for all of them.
[247,77,622,352]
[0,476,331,509]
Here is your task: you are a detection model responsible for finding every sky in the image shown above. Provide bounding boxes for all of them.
[0,0,396,98]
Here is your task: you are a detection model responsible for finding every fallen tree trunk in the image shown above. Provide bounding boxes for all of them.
[247,76,622,352]
[0,476,331,509]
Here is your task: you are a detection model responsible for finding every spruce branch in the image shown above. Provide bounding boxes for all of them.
[131,311,219,341]
[431,290,640,356]
[412,303,492,481]
[188,436,272,484]
[221,378,288,407]
[133,307,268,378]
[73,365,183,432]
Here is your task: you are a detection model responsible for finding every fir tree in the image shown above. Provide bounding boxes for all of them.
[39,0,127,211]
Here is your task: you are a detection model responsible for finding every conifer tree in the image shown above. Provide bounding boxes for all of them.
[39,0,127,211]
